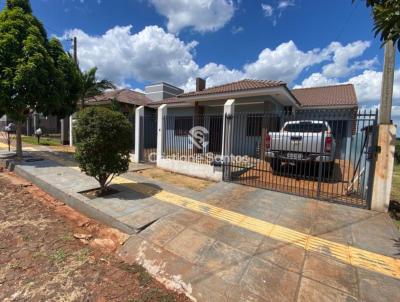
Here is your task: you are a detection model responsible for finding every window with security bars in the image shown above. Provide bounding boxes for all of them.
[174,116,193,136]
[246,115,263,136]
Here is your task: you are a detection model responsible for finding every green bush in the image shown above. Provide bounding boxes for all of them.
[75,107,132,195]
[395,139,400,165]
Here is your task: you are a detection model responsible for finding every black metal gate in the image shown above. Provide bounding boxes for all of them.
[223,109,378,208]
[140,110,158,164]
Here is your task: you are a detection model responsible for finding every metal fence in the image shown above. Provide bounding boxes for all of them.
[162,114,223,164]
[223,109,378,208]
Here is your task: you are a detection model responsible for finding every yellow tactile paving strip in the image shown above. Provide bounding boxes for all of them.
[2,142,400,280]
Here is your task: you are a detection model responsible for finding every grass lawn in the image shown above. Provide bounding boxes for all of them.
[22,135,61,146]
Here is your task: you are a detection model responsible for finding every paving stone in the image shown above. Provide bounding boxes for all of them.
[119,203,178,230]
[358,268,400,302]
[165,229,215,264]
[139,219,186,246]
[302,253,358,297]
[276,213,314,234]
[225,285,267,302]
[351,214,400,257]
[165,209,203,227]
[191,216,229,237]
[255,237,306,273]
[198,241,251,285]
[240,257,300,302]
[213,224,265,255]
[311,224,353,245]
[297,277,358,302]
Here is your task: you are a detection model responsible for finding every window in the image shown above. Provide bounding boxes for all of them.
[174,116,193,136]
[246,115,263,136]
[283,122,328,133]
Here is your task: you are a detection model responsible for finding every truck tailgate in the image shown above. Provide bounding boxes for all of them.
[270,132,324,153]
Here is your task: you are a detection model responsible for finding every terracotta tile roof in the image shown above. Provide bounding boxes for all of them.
[179,79,286,98]
[291,84,358,108]
[86,89,150,106]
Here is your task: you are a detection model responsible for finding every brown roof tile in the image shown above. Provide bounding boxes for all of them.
[179,79,286,98]
[86,89,150,106]
[291,84,358,108]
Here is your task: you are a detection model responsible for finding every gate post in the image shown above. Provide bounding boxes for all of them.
[371,124,397,211]
[222,99,235,180]
[134,106,144,163]
[157,105,167,163]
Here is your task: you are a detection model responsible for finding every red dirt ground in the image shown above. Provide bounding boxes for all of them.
[0,169,190,302]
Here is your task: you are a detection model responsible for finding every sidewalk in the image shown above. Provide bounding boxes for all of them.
[1,144,400,301]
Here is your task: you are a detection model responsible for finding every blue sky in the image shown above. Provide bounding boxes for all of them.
[1,0,399,124]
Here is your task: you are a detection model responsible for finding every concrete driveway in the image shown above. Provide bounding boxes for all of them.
[2,145,399,302]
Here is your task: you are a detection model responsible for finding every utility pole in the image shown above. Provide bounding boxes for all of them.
[371,40,397,212]
[379,40,395,124]
[61,37,78,146]
[69,37,78,147]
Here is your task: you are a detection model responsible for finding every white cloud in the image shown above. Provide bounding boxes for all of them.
[347,69,400,104]
[62,25,199,87]
[293,73,338,88]
[321,41,377,78]
[261,4,273,17]
[149,0,235,33]
[231,25,244,34]
[277,0,295,9]
[244,40,331,83]
[262,0,295,25]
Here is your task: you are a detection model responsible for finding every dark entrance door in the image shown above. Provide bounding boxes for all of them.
[140,108,158,164]
[208,115,223,153]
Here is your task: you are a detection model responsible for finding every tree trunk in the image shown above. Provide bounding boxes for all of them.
[98,174,108,196]
[16,121,23,159]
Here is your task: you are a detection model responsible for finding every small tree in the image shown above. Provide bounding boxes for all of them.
[74,107,132,195]
[79,67,115,108]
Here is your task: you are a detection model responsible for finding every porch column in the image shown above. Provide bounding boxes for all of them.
[222,99,235,179]
[371,124,397,211]
[133,106,144,163]
[157,105,167,162]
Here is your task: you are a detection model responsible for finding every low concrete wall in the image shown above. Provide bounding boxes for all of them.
[157,158,223,181]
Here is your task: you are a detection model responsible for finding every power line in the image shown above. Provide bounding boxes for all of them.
[334,1,360,41]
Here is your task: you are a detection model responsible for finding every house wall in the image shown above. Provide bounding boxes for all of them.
[163,98,284,157]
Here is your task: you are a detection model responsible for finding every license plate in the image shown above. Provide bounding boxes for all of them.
[286,153,303,160]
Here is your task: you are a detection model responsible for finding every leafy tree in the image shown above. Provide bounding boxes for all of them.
[74,107,132,195]
[48,38,82,118]
[79,67,115,108]
[355,0,400,50]
[0,0,80,156]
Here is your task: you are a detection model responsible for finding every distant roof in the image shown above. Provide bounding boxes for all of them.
[179,79,286,98]
[292,84,358,108]
[86,89,150,106]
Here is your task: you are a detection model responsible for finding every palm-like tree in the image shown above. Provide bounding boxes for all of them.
[79,67,115,108]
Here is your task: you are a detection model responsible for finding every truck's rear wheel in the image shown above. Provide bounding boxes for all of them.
[323,162,334,179]
[270,159,282,173]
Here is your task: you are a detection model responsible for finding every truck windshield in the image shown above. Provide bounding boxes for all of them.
[283,122,327,133]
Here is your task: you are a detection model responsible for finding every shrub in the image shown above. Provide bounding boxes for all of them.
[395,139,400,165]
[75,107,132,195]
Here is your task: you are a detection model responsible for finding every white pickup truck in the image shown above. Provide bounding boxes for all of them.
[264,120,336,176]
